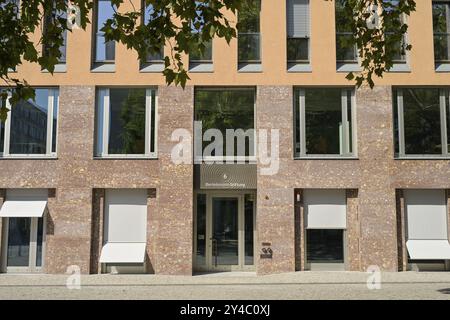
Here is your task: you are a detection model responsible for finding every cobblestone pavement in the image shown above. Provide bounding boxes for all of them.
[0,272,449,300]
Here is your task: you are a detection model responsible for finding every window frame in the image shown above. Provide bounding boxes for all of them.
[92,0,116,66]
[193,87,257,164]
[1,215,47,273]
[433,1,450,64]
[95,88,158,159]
[294,88,357,159]
[395,88,450,158]
[0,88,59,159]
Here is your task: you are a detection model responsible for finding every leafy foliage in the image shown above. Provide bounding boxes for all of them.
[0,0,417,122]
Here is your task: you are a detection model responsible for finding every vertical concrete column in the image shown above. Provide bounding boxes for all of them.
[155,85,194,275]
[256,86,295,275]
[346,189,361,271]
[356,86,398,271]
[45,86,96,274]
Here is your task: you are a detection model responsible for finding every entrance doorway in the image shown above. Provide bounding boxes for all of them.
[194,191,256,272]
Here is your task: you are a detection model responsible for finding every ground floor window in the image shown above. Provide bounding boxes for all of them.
[0,189,48,273]
[303,189,347,270]
[99,189,148,274]
[404,189,450,270]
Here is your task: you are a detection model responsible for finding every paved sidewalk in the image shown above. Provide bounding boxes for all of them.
[0,272,450,300]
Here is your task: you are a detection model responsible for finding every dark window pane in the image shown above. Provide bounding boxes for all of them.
[190,40,213,62]
[194,89,255,157]
[10,89,49,154]
[447,93,450,152]
[7,218,31,267]
[304,88,343,155]
[0,121,4,153]
[43,8,67,63]
[393,89,400,154]
[307,229,344,263]
[196,194,206,266]
[336,34,357,61]
[108,88,146,154]
[433,3,450,61]
[287,38,309,62]
[212,197,239,266]
[52,94,58,153]
[95,0,115,61]
[238,0,261,63]
[238,0,261,33]
[244,194,254,265]
[402,88,442,155]
[150,91,156,153]
[238,33,261,62]
[294,90,301,156]
[347,90,353,153]
[36,217,44,267]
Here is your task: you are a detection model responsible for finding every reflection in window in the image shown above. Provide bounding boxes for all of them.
[395,88,445,156]
[295,88,354,157]
[143,2,164,62]
[286,0,310,63]
[238,0,261,63]
[43,5,67,63]
[94,0,116,62]
[196,194,206,267]
[96,88,157,157]
[6,88,58,155]
[433,2,450,62]
[335,1,357,62]
[36,217,44,267]
[190,40,213,63]
[194,88,255,159]
[7,218,31,267]
[244,194,254,265]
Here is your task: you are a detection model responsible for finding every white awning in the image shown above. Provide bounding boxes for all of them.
[100,242,146,263]
[0,200,47,217]
[406,240,450,260]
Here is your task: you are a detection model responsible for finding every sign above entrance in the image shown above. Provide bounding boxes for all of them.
[197,164,257,189]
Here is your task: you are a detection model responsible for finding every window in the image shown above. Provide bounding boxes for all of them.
[93,0,116,66]
[238,0,261,71]
[433,2,450,65]
[100,189,147,273]
[0,189,47,273]
[286,0,310,68]
[294,88,355,158]
[335,1,358,68]
[384,12,406,64]
[0,88,58,157]
[404,190,450,263]
[95,88,157,158]
[140,1,164,71]
[189,1,213,72]
[43,3,67,66]
[304,189,347,270]
[194,88,255,162]
[394,88,449,157]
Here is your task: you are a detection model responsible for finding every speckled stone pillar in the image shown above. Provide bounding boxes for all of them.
[146,188,157,274]
[154,85,194,275]
[256,86,295,275]
[45,86,96,274]
[346,189,361,271]
[356,86,398,271]
[90,189,104,274]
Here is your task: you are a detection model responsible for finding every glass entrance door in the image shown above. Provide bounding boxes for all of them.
[194,192,256,272]
[212,197,239,267]
[1,217,45,273]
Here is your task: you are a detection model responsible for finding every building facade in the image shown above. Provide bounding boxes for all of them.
[1,0,450,275]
